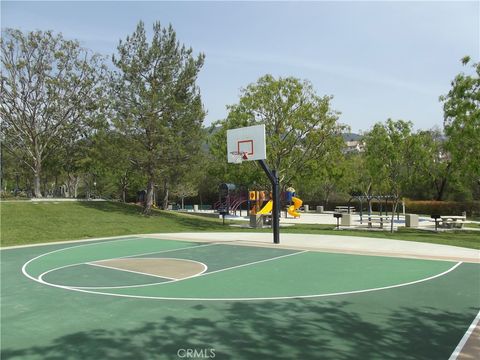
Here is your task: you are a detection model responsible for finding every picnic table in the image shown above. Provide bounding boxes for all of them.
[441,215,466,229]
[335,206,355,214]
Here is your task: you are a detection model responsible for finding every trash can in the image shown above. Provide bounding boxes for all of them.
[405,214,419,228]
[250,214,263,228]
[341,214,353,226]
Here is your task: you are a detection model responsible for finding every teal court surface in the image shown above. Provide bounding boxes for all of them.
[1,233,479,359]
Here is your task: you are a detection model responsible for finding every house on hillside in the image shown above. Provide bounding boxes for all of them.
[342,133,364,154]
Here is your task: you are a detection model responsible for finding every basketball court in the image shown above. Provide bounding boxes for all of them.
[1,233,479,359]
[2,125,478,359]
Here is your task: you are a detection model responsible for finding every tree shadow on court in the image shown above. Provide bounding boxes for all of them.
[1,300,475,360]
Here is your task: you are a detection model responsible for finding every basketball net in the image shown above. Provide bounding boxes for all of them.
[230,151,249,164]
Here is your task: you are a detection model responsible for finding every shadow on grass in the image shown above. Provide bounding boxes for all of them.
[77,201,152,216]
[1,300,472,360]
[77,201,228,232]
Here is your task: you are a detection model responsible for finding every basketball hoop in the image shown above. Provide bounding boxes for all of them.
[226,124,266,163]
[229,151,248,164]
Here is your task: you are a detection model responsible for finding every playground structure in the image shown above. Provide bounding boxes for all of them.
[215,183,248,216]
[215,185,303,220]
[285,187,302,218]
[249,191,269,215]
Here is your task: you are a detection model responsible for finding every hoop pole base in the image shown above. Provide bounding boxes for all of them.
[258,160,280,244]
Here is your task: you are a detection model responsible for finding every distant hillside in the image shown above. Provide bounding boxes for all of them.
[342,133,362,142]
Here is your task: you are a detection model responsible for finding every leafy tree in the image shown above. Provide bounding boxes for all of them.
[0,28,107,197]
[440,56,480,184]
[171,181,198,209]
[298,144,349,206]
[363,119,416,232]
[409,129,453,200]
[112,21,205,214]
[89,130,144,202]
[344,153,377,213]
[210,75,345,190]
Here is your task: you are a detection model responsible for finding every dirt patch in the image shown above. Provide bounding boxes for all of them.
[91,258,206,280]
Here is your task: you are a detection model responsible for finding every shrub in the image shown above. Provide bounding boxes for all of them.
[404,200,480,217]
[303,198,480,217]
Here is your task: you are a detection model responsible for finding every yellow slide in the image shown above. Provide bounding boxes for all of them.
[288,196,303,218]
[257,200,273,214]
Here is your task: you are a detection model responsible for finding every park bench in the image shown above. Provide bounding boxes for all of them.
[366,215,390,229]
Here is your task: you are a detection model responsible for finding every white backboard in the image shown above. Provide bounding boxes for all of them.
[227,124,266,163]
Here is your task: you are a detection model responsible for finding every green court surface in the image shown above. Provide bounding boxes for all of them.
[1,236,479,359]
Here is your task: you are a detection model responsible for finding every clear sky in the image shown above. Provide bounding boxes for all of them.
[2,1,479,132]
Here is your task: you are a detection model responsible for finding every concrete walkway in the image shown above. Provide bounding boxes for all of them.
[145,232,480,263]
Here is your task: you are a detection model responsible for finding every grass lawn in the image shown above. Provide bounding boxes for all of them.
[0,201,227,247]
[1,201,479,249]
[466,222,480,229]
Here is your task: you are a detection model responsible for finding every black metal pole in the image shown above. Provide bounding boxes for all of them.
[258,160,280,244]
[272,169,280,244]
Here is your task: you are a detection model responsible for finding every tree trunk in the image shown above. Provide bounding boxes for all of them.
[43,177,48,197]
[73,176,79,198]
[54,175,58,197]
[435,178,448,201]
[33,160,42,198]
[391,199,398,233]
[144,177,155,215]
[144,165,155,214]
[121,174,128,203]
[162,181,169,210]
[434,163,451,201]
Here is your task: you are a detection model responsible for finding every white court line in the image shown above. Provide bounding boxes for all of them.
[24,245,463,301]
[22,239,216,282]
[448,309,480,360]
[28,249,307,295]
[86,258,208,281]
[38,249,307,290]
[72,260,463,301]
[27,243,217,289]
[82,263,177,280]
[73,258,209,289]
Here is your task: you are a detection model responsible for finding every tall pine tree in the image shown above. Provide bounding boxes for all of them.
[112,21,205,214]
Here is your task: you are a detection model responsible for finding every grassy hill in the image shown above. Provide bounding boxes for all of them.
[0,201,228,247]
[1,201,479,249]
